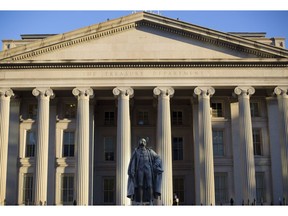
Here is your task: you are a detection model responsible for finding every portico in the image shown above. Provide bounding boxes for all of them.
[0,12,288,205]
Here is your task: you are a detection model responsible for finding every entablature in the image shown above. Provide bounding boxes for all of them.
[1,58,288,69]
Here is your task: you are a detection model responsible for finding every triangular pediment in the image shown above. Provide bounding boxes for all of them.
[1,12,288,63]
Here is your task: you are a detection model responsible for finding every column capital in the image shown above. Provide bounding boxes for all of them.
[32,88,54,99]
[153,86,174,98]
[194,86,215,98]
[72,87,94,99]
[0,88,14,99]
[113,87,134,98]
[234,86,255,97]
[274,86,288,97]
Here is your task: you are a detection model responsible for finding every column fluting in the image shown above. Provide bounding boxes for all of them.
[72,87,94,205]
[32,88,54,205]
[113,87,134,205]
[234,86,256,203]
[194,86,215,205]
[274,86,288,199]
[153,87,174,205]
[0,89,14,205]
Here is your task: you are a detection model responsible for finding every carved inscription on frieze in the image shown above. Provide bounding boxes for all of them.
[86,70,198,78]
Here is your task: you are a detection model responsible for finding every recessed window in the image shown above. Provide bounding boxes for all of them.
[211,102,223,117]
[28,104,37,119]
[172,111,183,125]
[253,129,262,156]
[214,173,228,204]
[103,177,115,204]
[213,130,224,156]
[104,137,115,161]
[104,111,115,125]
[173,177,184,204]
[61,174,74,205]
[256,172,265,203]
[23,173,33,205]
[172,137,183,160]
[137,111,149,125]
[63,131,75,157]
[25,130,36,157]
[64,103,76,119]
[250,102,260,117]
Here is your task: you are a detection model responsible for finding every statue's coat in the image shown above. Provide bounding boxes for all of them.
[127,147,163,203]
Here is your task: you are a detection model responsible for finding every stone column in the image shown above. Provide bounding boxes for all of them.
[0,88,14,205]
[230,101,242,204]
[274,86,288,199]
[266,96,283,204]
[153,87,174,205]
[32,88,54,205]
[234,86,256,203]
[194,86,215,205]
[113,87,134,205]
[72,87,94,205]
[192,100,202,205]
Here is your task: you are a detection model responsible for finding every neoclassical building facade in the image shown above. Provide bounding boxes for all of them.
[0,12,287,205]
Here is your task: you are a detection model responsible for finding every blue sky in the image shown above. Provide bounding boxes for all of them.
[1,10,288,50]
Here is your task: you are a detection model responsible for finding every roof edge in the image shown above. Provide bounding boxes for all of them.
[0,12,145,61]
[141,12,288,58]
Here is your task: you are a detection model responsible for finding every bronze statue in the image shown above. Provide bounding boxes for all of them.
[127,138,163,205]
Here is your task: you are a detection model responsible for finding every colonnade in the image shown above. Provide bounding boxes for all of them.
[0,86,287,205]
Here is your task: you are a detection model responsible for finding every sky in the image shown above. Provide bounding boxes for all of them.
[1,1,288,51]
[1,10,288,50]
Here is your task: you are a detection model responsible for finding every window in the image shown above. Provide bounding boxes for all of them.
[172,111,183,125]
[103,177,115,204]
[104,137,115,161]
[256,172,265,203]
[211,102,223,117]
[253,129,262,156]
[104,112,115,125]
[28,104,37,119]
[25,130,36,157]
[214,173,228,204]
[213,130,224,156]
[63,131,75,157]
[61,174,74,205]
[173,177,184,204]
[23,173,33,205]
[172,137,183,160]
[64,103,76,119]
[137,111,149,125]
[250,102,260,117]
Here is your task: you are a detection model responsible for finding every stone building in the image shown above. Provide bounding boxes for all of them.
[0,12,287,205]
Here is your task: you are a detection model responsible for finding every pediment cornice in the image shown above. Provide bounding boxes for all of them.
[136,20,288,58]
[1,12,288,62]
[0,22,137,62]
